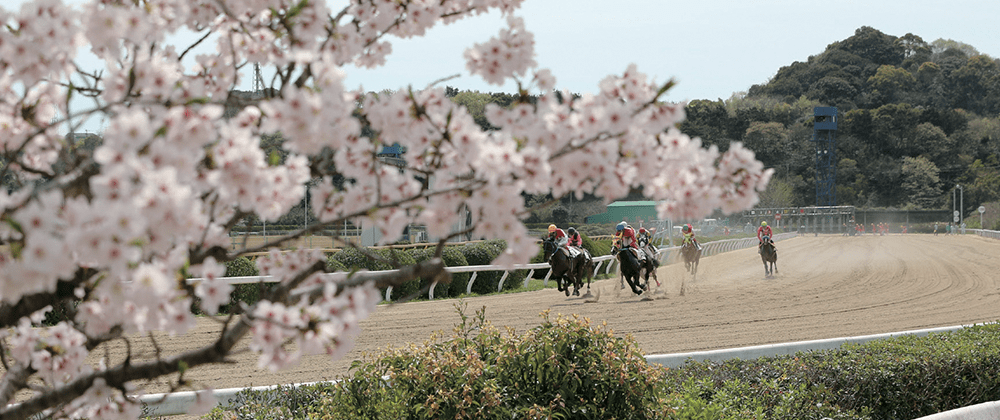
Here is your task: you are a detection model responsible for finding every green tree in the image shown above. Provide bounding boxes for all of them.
[756,177,795,208]
[901,156,942,208]
[871,103,921,156]
[836,158,865,205]
[743,121,789,169]
[450,91,494,130]
[959,157,1000,217]
[833,26,905,66]
[949,55,1000,116]
[931,39,980,56]
[679,99,730,146]
[806,76,857,109]
[867,64,916,104]
[898,33,932,70]
[962,116,1000,158]
[908,122,953,165]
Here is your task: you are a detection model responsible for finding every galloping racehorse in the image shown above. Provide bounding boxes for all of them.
[637,236,661,287]
[612,244,646,296]
[571,246,594,297]
[543,237,585,296]
[760,235,777,277]
[681,240,701,277]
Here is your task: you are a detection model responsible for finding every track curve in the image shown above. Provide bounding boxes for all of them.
[96,234,1000,394]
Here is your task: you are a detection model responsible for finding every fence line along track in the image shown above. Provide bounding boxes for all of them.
[189,233,800,301]
[973,228,1000,240]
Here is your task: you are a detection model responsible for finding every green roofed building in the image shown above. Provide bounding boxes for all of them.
[585,201,659,224]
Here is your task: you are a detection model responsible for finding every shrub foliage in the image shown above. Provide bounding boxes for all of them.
[197,318,1000,420]
[315,304,667,419]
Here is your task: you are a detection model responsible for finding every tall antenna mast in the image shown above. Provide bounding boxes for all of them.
[252,63,265,97]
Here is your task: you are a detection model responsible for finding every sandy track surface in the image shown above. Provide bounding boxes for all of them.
[91,234,1000,395]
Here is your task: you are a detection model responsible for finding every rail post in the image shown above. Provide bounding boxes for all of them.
[497,271,510,292]
[466,272,478,295]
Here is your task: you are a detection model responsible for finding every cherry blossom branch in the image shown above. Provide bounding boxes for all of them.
[0,268,97,329]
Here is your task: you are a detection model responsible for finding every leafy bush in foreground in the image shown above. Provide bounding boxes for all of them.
[196,315,1000,420]
[313,304,668,419]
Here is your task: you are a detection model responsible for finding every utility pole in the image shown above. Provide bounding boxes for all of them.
[959,184,964,233]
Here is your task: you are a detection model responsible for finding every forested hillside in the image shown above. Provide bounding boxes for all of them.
[680,26,999,218]
[445,26,1000,226]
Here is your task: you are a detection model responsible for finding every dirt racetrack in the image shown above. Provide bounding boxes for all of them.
[96,234,1000,395]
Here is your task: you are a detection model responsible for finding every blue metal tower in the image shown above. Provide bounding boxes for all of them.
[811,107,837,206]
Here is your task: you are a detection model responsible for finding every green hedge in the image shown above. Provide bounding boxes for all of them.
[330,248,418,301]
[217,256,262,315]
[662,323,1000,420]
[457,239,526,294]
[405,247,470,298]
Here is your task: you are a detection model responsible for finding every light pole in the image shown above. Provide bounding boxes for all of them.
[958,184,964,233]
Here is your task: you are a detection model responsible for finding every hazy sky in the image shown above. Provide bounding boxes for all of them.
[6,0,1000,131]
[345,0,1000,102]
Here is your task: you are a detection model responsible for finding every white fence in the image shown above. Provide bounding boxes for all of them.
[428,232,797,300]
[971,228,1000,240]
[190,232,798,302]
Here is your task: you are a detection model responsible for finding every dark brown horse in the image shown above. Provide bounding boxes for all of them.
[543,238,585,296]
[637,237,661,287]
[681,241,701,277]
[761,236,777,277]
[571,246,594,297]
[612,245,646,296]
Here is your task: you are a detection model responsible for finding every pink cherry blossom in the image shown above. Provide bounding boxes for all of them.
[0,1,773,418]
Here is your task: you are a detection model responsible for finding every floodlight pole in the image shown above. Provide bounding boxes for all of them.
[953,184,964,233]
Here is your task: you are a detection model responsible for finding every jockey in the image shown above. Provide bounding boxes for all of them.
[681,223,701,250]
[757,221,774,253]
[615,221,644,262]
[567,227,583,248]
[637,227,650,247]
[547,224,575,258]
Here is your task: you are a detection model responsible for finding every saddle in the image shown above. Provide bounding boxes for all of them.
[622,245,645,262]
[642,245,657,261]
[682,238,701,251]
[555,245,580,259]
[566,246,580,259]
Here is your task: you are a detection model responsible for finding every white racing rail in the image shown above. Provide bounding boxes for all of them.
[185,232,797,301]
[971,228,1000,240]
